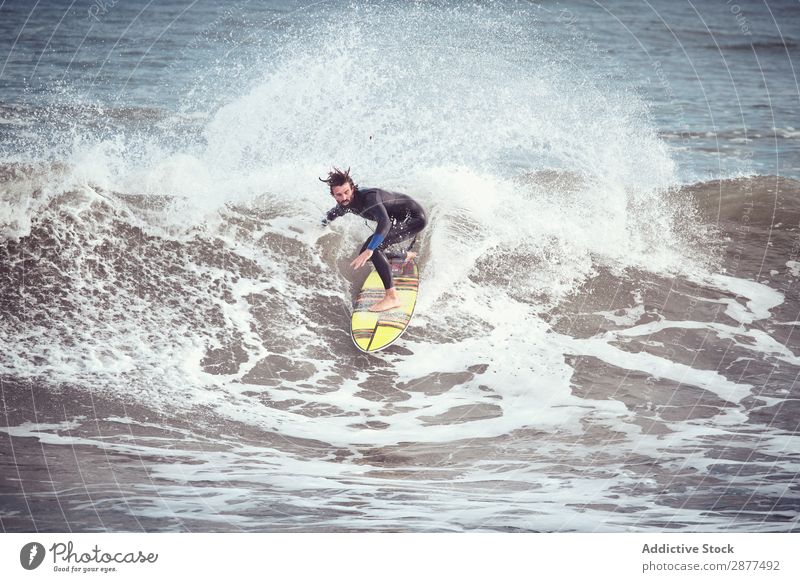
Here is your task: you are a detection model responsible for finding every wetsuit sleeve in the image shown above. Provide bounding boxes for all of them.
[323,205,347,225]
[365,190,391,250]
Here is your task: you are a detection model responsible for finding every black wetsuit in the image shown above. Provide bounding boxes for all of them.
[324,187,427,289]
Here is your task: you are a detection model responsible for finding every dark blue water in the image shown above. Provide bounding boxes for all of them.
[1,0,798,178]
[1,1,799,533]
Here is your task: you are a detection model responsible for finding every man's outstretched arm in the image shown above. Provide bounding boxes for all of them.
[364,192,391,250]
[322,204,347,226]
[351,192,391,270]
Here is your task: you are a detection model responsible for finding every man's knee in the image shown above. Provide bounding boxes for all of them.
[410,211,427,235]
[416,210,428,230]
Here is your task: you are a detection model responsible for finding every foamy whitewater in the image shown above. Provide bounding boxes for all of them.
[1,0,799,532]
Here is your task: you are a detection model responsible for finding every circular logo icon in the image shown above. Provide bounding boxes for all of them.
[20,542,46,570]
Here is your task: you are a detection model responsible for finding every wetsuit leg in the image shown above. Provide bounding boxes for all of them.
[381,203,427,248]
[379,203,428,260]
[360,239,394,289]
[383,247,409,261]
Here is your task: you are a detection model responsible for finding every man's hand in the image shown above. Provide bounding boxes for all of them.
[350,249,373,270]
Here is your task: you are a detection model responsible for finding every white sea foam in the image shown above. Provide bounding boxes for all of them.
[2,1,797,532]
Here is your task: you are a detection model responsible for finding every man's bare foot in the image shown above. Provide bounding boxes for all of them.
[403,251,417,263]
[369,290,402,312]
[369,297,402,312]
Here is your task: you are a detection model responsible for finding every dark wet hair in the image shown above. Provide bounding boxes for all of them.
[319,166,357,194]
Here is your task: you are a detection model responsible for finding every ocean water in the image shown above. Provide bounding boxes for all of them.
[1,0,799,532]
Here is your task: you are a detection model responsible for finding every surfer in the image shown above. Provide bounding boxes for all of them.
[320,167,427,312]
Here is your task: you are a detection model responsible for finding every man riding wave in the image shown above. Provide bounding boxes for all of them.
[320,167,427,312]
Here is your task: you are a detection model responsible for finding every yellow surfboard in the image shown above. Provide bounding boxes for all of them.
[351,258,419,353]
